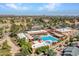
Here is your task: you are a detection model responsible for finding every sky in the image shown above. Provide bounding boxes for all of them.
[0,3,79,16]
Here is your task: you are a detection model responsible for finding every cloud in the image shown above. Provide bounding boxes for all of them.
[38,3,61,11]
[0,5,6,9]
[0,3,61,11]
[5,4,29,10]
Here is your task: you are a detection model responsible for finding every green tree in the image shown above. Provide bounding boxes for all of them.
[10,24,20,33]
[0,28,3,38]
[16,38,32,56]
[46,49,56,56]
[10,24,20,37]
[69,38,73,42]
[75,35,79,41]
[10,19,14,24]
[35,46,49,55]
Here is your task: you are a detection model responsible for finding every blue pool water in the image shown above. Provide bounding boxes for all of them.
[40,35,59,43]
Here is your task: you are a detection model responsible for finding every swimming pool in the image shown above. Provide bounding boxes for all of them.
[40,35,59,43]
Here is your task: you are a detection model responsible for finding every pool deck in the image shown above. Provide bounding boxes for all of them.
[18,28,74,50]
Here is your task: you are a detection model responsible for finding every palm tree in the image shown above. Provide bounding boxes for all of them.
[17,39,32,56]
[35,46,49,55]
[0,28,3,38]
[46,49,56,56]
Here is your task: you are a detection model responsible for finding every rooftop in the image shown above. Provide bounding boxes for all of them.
[56,27,72,32]
[63,47,79,56]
